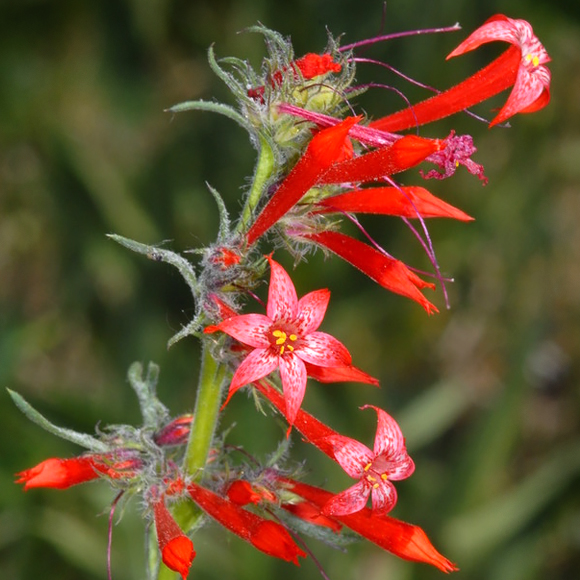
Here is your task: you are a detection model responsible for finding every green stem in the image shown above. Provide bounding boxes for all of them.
[152,344,227,580]
[237,134,275,234]
[184,342,227,477]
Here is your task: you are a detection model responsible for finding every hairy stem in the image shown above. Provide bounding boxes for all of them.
[237,134,275,234]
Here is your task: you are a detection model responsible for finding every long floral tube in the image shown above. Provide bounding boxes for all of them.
[278,478,458,573]
[187,481,306,565]
[314,185,473,221]
[370,15,550,131]
[297,230,438,314]
[246,117,360,246]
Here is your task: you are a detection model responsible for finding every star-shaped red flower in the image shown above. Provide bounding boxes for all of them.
[206,256,353,425]
[323,405,415,516]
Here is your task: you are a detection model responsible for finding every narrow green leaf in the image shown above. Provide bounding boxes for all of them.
[7,389,108,452]
[107,234,199,299]
[127,362,168,428]
[166,98,251,133]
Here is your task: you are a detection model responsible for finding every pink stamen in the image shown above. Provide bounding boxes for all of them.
[339,23,462,52]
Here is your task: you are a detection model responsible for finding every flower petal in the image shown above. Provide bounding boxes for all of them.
[228,349,279,398]
[370,480,398,514]
[266,256,298,321]
[278,354,307,424]
[363,405,406,458]
[210,313,272,347]
[294,288,330,334]
[326,434,374,478]
[447,15,550,66]
[304,362,379,386]
[491,61,550,126]
[323,480,370,516]
[297,331,352,367]
[388,454,416,481]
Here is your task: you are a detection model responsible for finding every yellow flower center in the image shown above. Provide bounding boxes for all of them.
[272,329,298,355]
[363,461,389,489]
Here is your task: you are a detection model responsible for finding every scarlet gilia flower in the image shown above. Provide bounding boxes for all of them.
[322,405,415,516]
[205,255,375,425]
[187,481,306,565]
[153,497,195,580]
[280,478,458,573]
[244,115,451,312]
[370,14,551,131]
[15,454,141,490]
[246,117,360,246]
[253,381,414,515]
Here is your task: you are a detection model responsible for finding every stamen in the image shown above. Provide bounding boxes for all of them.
[338,23,461,52]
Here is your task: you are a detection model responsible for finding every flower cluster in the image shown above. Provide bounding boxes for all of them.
[14,13,550,580]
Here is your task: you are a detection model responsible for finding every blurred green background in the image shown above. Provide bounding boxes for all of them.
[2,0,579,579]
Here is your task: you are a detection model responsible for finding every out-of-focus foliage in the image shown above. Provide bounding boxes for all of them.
[2,1,579,579]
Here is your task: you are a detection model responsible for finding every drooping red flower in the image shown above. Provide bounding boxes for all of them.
[205,255,373,425]
[253,382,414,515]
[315,185,473,221]
[318,135,443,184]
[280,478,457,573]
[322,405,415,516]
[187,481,306,565]
[370,14,550,131]
[254,379,357,459]
[15,455,140,490]
[246,117,360,246]
[153,498,195,580]
[300,231,438,314]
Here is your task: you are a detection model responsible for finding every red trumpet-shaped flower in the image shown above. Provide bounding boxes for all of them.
[187,481,306,565]
[322,405,415,516]
[315,185,473,221]
[253,382,414,515]
[205,256,372,425]
[280,478,457,573]
[153,497,195,580]
[300,231,438,314]
[15,454,141,490]
[370,14,550,131]
[246,117,360,246]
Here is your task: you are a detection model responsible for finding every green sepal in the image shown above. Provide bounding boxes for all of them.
[205,183,230,241]
[167,312,205,349]
[207,45,249,103]
[165,98,251,133]
[107,234,199,300]
[128,362,169,428]
[7,388,109,453]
